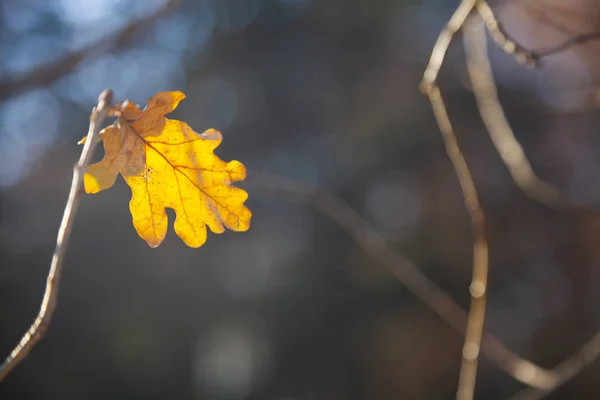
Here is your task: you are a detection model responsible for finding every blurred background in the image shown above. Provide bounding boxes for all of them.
[2,0,600,399]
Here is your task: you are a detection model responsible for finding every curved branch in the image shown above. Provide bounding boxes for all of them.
[476,1,600,66]
[420,0,477,94]
[0,89,114,381]
[248,171,556,390]
[465,12,582,210]
[475,2,538,66]
[426,83,490,400]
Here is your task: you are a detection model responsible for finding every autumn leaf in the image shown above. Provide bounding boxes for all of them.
[82,91,251,248]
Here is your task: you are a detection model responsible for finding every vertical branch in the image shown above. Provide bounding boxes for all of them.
[0,89,114,381]
[421,0,600,397]
[420,1,560,395]
[426,85,489,400]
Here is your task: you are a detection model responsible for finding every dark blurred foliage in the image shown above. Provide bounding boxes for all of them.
[2,0,600,399]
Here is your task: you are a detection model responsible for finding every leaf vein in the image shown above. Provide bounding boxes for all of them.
[138,130,244,225]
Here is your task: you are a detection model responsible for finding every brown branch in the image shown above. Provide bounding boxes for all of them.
[467,18,600,394]
[425,83,489,400]
[420,5,492,397]
[247,171,556,390]
[423,5,600,399]
[475,1,538,66]
[464,12,581,210]
[418,2,586,395]
[0,0,182,101]
[420,0,477,94]
[0,89,114,381]
[476,2,600,66]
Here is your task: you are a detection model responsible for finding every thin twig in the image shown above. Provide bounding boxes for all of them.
[423,0,600,78]
[248,171,556,390]
[0,0,181,100]
[507,331,600,399]
[476,2,600,65]
[0,89,114,381]
[425,84,489,400]
[475,1,537,66]
[420,0,477,94]
[464,13,579,210]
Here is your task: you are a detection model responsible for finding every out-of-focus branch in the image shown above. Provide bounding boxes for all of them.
[425,1,596,211]
[421,0,600,89]
[0,0,182,101]
[508,330,600,399]
[248,171,556,390]
[421,4,493,398]
[463,14,581,210]
[479,2,600,64]
[425,84,489,400]
[420,1,600,398]
[476,2,600,66]
[417,2,583,395]
[0,89,113,381]
[419,0,530,93]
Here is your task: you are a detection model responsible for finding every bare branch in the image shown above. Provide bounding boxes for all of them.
[425,83,489,400]
[476,2,600,66]
[0,0,182,101]
[0,89,114,381]
[475,2,537,66]
[464,13,581,210]
[248,171,556,390]
[420,0,477,94]
[421,4,600,399]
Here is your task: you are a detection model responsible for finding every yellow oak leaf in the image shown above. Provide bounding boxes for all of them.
[83,91,251,248]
